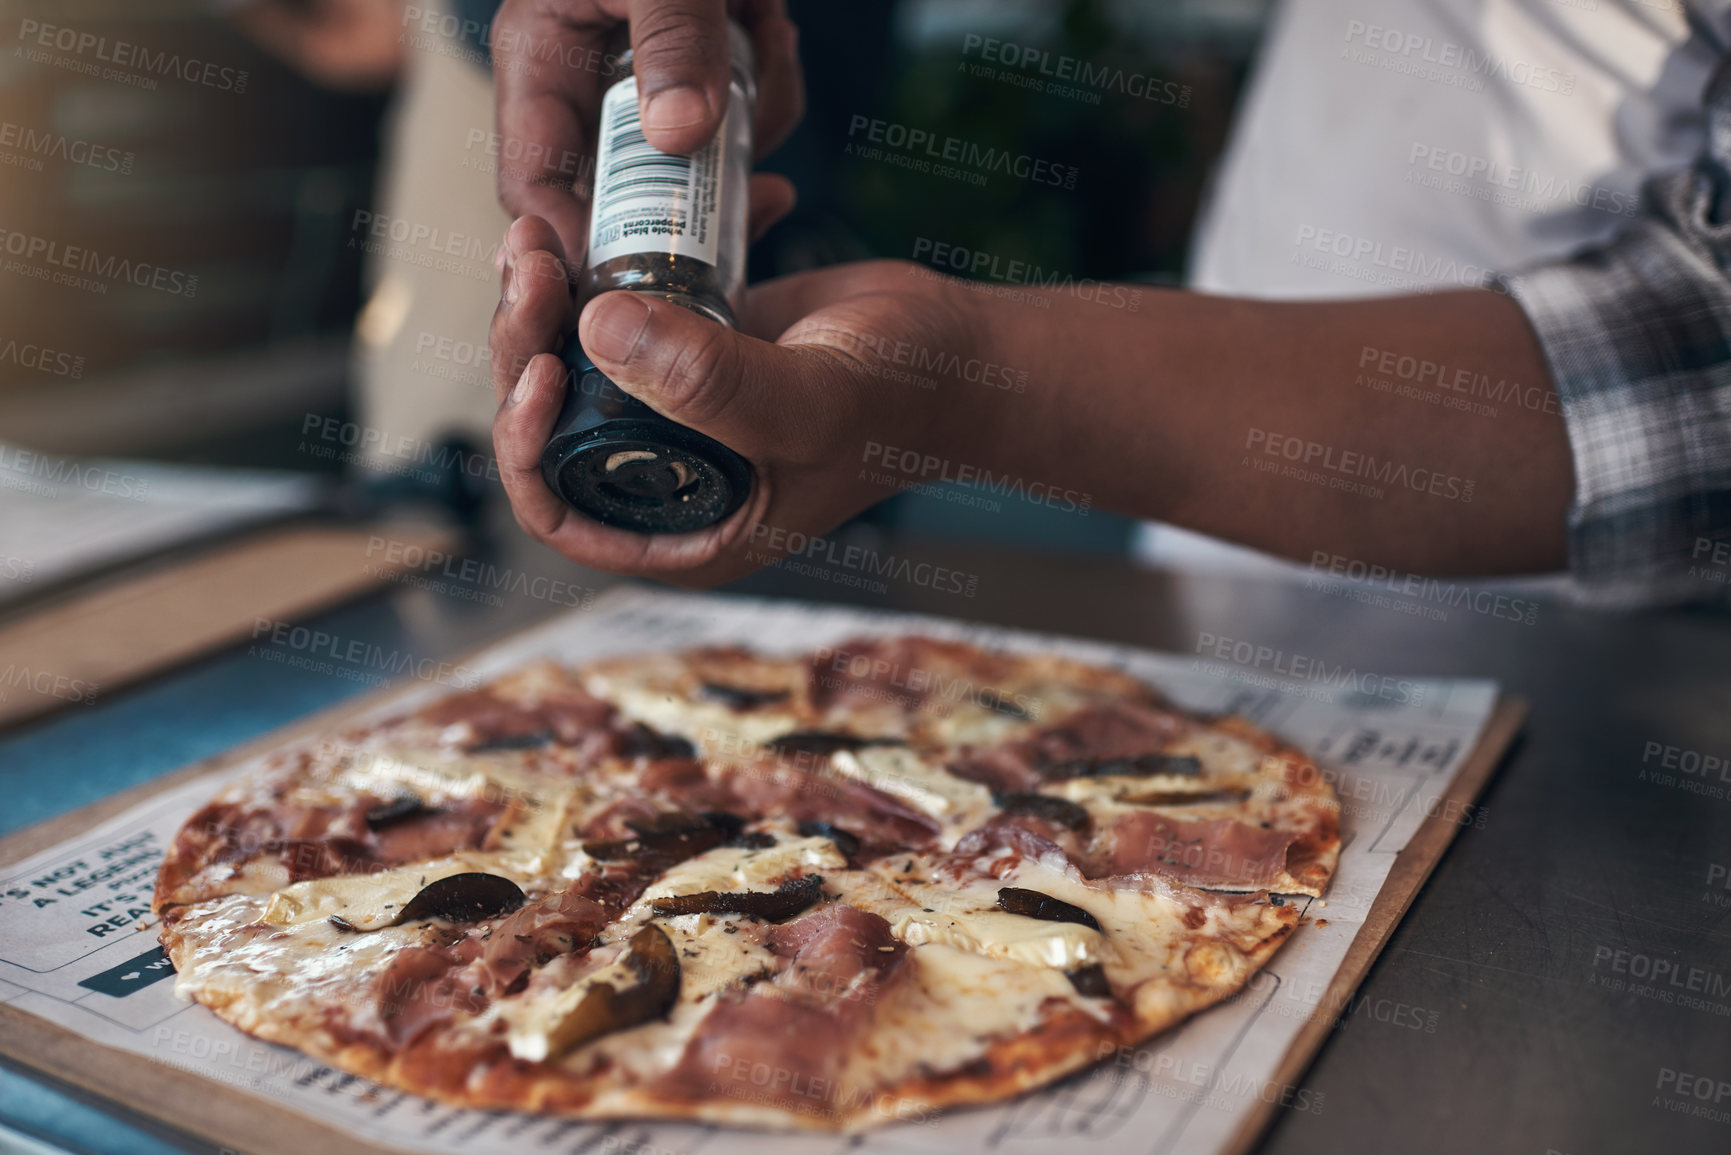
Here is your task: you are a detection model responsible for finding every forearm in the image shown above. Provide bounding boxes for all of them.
[965,284,1574,576]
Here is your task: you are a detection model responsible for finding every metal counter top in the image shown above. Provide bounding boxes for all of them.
[3,520,1727,1155]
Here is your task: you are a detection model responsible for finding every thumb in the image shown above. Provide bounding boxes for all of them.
[627,0,732,155]
[578,290,814,456]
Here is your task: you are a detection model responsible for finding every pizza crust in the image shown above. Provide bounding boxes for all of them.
[156,636,1337,1131]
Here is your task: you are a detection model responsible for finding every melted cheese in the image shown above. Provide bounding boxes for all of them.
[991,859,1280,1002]
[879,866,1109,972]
[830,746,993,829]
[1167,729,1266,775]
[170,893,436,1045]
[582,662,801,749]
[854,943,1080,1077]
[659,913,777,999]
[921,680,1091,747]
[259,854,533,930]
[892,906,1102,970]
[504,947,637,1062]
[490,785,578,874]
[348,749,580,874]
[342,749,551,809]
[1045,728,1270,808]
[636,837,848,904]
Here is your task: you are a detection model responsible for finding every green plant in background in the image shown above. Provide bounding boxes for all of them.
[844,0,1258,288]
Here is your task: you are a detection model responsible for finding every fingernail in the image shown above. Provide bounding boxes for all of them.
[585,292,652,363]
[498,227,515,300]
[510,362,533,405]
[506,258,523,305]
[645,86,710,132]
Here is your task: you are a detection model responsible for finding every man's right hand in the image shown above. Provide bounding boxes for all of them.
[492,0,804,268]
[489,217,996,585]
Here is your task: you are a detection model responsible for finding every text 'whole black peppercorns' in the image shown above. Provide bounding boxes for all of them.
[540,21,757,535]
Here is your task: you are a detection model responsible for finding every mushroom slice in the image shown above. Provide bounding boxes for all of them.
[514,925,681,1062]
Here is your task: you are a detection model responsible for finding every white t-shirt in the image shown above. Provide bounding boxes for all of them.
[1137,0,1717,572]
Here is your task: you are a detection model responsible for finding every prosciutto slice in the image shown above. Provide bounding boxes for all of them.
[714,758,940,854]
[1094,812,1298,890]
[946,701,1193,793]
[163,794,511,892]
[1018,702,1191,773]
[419,684,617,749]
[375,944,485,1046]
[479,888,611,994]
[944,748,1042,793]
[943,814,1086,878]
[657,906,908,1121]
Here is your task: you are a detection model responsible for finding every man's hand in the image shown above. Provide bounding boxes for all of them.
[489,217,987,586]
[492,0,803,266]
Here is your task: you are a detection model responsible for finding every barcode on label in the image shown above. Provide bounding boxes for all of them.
[595,95,694,214]
[588,77,723,268]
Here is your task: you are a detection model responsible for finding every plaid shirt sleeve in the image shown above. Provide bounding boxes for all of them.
[1502,48,1731,609]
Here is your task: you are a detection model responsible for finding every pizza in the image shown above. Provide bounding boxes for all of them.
[154,635,1340,1131]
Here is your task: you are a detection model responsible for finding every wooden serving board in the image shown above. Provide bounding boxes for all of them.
[0,605,1525,1155]
[1221,696,1526,1155]
[0,523,456,730]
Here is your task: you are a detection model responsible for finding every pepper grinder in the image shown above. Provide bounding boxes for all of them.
[540,21,756,535]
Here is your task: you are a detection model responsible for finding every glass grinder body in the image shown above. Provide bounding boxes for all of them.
[540,21,758,535]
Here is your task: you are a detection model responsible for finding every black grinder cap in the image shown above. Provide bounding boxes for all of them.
[539,332,753,535]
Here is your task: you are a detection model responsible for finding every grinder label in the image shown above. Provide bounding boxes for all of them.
[588,77,727,268]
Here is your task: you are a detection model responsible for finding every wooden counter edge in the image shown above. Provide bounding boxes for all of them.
[0,1007,388,1155]
[1220,695,1529,1155]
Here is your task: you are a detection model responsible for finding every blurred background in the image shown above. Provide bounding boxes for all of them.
[0,0,1275,556]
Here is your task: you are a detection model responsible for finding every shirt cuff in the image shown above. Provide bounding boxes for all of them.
[1502,223,1731,609]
